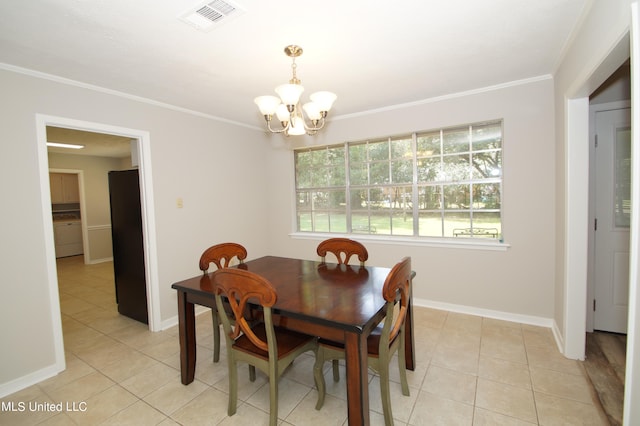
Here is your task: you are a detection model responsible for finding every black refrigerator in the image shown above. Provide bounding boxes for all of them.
[108,169,148,324]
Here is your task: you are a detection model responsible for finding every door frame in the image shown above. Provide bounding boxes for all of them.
[36,115,161,373]
[587,100,631,332]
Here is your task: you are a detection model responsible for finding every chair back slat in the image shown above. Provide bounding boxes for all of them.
[316,238,368,266]
[213,268,277,352]
[199,243,247,273]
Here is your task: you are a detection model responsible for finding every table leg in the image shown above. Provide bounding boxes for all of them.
[344,331,370,425]
[177,289,196,385]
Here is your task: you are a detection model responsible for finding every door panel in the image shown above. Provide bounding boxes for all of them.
[594,107,631,333]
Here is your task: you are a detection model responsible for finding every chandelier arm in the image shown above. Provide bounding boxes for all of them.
[301,116,326,132]
[265,117,290,134]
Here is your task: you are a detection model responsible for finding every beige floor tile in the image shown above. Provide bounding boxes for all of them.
[529,367,594,404]
[534,392,609,425]
[101,400,167,425]
[98,350,161,383]
[120,362,181,398]
[143,379,209,416]
[525,345,582,375]
[478,356,532,389]
[74,337,139,370]
[246,377,313,420]
[217,401,271,425]
[409,391,474,425]
[286,390,348,426]
[368,376,418,423]
[43,371,115,403]
[480,337,528,364]
[475,378,537,423]
[65,385,137,424]
[431,343,480,375]
[422,365,477,404]
[473,407,537,425]
[170,387,232,425]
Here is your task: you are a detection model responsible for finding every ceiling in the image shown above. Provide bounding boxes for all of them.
[1,0,589,154]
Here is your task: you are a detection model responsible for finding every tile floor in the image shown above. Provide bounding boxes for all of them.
[1,256,610,425]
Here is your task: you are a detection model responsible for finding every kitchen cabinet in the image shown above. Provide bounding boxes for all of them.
[50,173,79,203]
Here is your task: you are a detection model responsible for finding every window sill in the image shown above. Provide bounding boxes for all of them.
[289,232,510,251]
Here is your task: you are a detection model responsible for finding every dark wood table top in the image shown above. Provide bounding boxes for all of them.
[171,255,392,333]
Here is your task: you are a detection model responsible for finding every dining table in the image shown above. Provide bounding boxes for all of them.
[171,255,415,426]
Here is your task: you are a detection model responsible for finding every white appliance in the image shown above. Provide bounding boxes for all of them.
[54,220,83,257]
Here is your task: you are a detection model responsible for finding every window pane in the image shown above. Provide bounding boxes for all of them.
[472,183,501,209]
[443,184,470,209]
[313,212,330,232]
[417,131,441,156]
[297,190,312,210]
[443,127,469,154]
[472,211,501,238]
[392,159,413,183]
[350,163,368,185]
[419,212,443,237]
[349,143,367,163]
[418,185,442,209]
[369,140,389,161]
[418,157,441,182]
[352,213,377,234]
[350,189,368,209]
[328,165,346,187]
[472,122,502,151]
[370,162,389,184]
[297,212,312,232]
[471,150,502,179]
[370,211,391,235]
[392,211,414,235]
[391,137,412,158]
[442,154,470,181]
[445,212,471,237]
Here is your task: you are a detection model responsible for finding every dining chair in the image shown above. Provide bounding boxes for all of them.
[199,242,247,362]
[316,237,369,380]
[316,237,369,266]
[213,268,318,426]
[314,256,412,426]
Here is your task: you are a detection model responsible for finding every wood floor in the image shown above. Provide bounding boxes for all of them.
[583,331,627,426]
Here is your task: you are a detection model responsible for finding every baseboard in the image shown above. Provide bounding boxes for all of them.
[414,297,555,327]
[160,305,211,331]
[87,257,113,265]
[0,363,64,399]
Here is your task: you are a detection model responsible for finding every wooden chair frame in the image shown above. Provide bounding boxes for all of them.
[214,268,318,426]
[198,242,247,362]
[316,238,369,266]
[313,257,412,425]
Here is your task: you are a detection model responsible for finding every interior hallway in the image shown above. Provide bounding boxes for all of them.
[0,255,612,425]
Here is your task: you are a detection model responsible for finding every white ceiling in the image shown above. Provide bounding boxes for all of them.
[1,0,589,150]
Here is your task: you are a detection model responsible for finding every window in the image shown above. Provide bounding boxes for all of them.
[295,120,502,239]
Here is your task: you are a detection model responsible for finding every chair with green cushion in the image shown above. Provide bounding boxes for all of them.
[213,268,318,426]
[316,237,369,266]
[199,242,247,363]
[313,256,412,426]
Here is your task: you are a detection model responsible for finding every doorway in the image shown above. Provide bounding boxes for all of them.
[36,114,161,372]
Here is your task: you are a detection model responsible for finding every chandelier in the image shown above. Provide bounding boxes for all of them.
[254,45,336,136]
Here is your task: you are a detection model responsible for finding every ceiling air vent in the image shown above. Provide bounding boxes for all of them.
[179,0,245,32]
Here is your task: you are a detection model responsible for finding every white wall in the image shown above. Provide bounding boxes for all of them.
[0,68,269,395]
[266,78,558,323]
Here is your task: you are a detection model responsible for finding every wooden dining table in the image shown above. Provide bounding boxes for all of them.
[171,255,415,426]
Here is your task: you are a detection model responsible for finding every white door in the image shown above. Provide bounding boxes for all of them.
[594,107,631,333]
